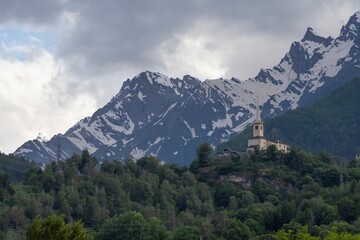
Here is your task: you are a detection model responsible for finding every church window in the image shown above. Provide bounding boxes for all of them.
[255,126,258,130]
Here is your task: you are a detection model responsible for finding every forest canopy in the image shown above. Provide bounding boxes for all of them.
[1,145,360,239]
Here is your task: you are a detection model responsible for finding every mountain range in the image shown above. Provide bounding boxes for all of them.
[14,11,360,165]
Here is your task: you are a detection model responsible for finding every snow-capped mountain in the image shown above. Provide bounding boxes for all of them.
[15,11,360,165]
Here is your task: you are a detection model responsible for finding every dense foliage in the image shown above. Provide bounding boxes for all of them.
[0,152,37,182]
[218,78,360,159]
[1,146,360,239]
[27,214,93,240]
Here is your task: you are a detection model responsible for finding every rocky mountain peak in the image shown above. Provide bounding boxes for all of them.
[339,10,360,41]
[139,71,173,87]
[302,27,333,45]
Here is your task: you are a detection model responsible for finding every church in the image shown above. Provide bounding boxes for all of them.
[247,103,290,153]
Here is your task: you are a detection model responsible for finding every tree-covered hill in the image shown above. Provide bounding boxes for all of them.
[1,146,360,239]
[218,78,360,159]
[0,152,37,182]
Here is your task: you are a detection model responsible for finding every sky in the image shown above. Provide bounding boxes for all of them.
[1,0,360,154]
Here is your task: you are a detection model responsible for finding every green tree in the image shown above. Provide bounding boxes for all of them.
[97,211,147,240]
[0,172,14,199]
[79,149,97,177]
[196,143,213,167]
[296,197,339,227]
[324,228,360,240]
[218,217,251,240]
[146,217,169,240]
[266,144,280,162]
[273,226,319,240]
[337,197,357,222]
[27,214,93,240]
[214,181,236,208]
[172,226,199,240]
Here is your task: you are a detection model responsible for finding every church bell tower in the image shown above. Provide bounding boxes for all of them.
[253,99,264,138]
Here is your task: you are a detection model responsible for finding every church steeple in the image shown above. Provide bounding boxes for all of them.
[247,97,290,153]
[253,98,264,137]
[255,97,261,123]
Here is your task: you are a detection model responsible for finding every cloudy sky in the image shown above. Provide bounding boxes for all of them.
[1,0,360,154]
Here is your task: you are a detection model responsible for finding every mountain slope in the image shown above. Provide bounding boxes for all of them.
[218,77,360,159]
[14,11,360,165]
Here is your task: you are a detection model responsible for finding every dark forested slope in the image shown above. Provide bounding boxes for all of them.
[0,152,37,182]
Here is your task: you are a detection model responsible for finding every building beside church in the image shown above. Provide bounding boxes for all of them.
[247,102,290,153]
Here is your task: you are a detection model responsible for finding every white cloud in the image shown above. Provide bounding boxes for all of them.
[158,19,295,80]
[0,45,97,153]
[313,1,360,37]
[223,34,293,80]
[159,34,227,80]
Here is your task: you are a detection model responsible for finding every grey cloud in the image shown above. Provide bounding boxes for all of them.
[58,0,333,76]
[0,0,63,25]
[200,1,324,34]
[59,0,199,71]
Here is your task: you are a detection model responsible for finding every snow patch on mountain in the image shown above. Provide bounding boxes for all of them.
[138,91,145,101]
[84,121,116,145]
[130,147,145,159]
[183,120,196,138]
[212,113,233,130]
[68,133,98,153]
[103,112,135,135]
[131,137,165,159]
[154,102,177,125]
[146,71,174,88]
[16,148,33,154]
